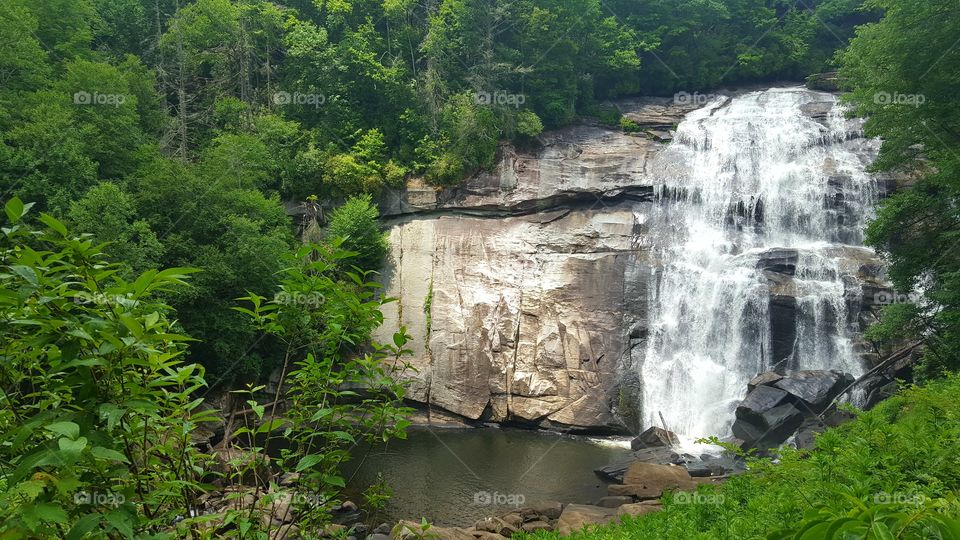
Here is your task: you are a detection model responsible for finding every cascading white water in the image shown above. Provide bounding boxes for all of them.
[639,87,878,439]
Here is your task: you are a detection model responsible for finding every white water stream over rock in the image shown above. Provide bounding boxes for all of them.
[639,87,879,438]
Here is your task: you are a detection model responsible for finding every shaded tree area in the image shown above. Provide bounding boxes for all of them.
[840,0,960,378]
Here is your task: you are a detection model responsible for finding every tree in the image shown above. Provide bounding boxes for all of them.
[841,0,960,376]
[326,194,390,272]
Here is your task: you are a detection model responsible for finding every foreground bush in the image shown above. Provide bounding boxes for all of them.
[0,198,412,538]
[527,378,960,539]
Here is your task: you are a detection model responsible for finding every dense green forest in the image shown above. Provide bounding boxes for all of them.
[3,0,960,537]
[1,0,873,384]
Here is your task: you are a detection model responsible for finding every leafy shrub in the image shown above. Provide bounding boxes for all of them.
[619,117,642,133]
[0,197,209,537]
[326,194,390,272]
[515,110,545,139]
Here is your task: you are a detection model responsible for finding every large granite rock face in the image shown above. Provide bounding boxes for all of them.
[373,90,891,433]
[378,205,652,431]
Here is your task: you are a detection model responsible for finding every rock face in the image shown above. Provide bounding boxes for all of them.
[374,89,891,432]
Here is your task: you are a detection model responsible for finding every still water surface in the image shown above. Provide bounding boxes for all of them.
[342,428,632,527]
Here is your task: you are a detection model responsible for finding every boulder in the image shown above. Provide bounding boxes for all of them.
[597,496,634,508]
[733,401,805,448]
[747,371,784,391]
[773,370,853,411]
[527,500,564,520]
[594,448,681,482]
[500,513,524,528]
[521,521,554,533]
[610,462,696,500]
[757,249,798,275]
[630,426,677,449]
[556,504,617,536]
[392,521,475,540]
[617,502,663,518]
[473,517,517,537]
[735,385,790,425]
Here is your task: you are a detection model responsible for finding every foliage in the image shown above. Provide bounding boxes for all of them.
[0,199,413,538]
[0,197,209,537]
[233,242,414,531]
[840,0,960,376]
[326,195,390,272]
[524,376,960,540]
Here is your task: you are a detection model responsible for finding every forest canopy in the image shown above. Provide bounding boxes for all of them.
[0,0,874,382]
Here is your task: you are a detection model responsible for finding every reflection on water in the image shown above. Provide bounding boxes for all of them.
[342,428,632,527]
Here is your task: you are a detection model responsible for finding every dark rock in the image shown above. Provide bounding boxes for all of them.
[761,403,806,442]
[748,371,784,391]
[680,459,712,478]
[773,370,853,411]
[367,535,390,540]
[758,249,798,275]
[373,523,391,535]
[769,295,798,368]
[630,426,677,449]
[735,385,790,424]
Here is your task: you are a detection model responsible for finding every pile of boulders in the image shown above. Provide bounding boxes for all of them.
[731,369,854,450]
[595,426,744,483]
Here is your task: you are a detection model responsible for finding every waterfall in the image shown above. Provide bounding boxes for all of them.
[638,87,879,439]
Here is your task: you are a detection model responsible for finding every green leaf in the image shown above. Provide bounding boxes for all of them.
[45,421,80,439]
[33,503,68,524]
[58,436,88,454]
[295,454,325,472]
[104,509,135,538]
[39,213,68,236]
[9,265,39,286]
[91,446,129,463]
[66,513,102,540]
[5,197,33,222]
